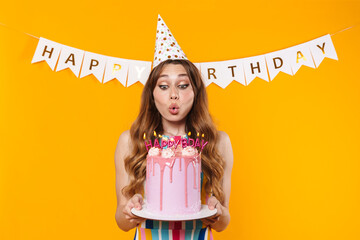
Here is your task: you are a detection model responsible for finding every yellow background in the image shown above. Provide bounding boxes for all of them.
[1,0,360,239]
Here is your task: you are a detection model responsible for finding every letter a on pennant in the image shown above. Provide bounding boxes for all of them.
[31,37,62,71]
[288,42,316,74]
[56,45,85,77]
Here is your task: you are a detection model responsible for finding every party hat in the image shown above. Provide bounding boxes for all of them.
[153,14,187,68]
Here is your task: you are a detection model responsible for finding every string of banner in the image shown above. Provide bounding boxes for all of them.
[0,22,356,88]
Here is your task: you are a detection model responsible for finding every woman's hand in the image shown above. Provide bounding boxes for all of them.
[122,193,146,225]
[201,196,224,226]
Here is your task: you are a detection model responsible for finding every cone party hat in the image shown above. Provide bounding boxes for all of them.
[153,14,188,68]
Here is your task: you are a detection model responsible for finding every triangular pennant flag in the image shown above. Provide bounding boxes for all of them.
[287,42,316,75]
[56,45,84,77]
[127,60,152,87]
[308,34,338,68]
[31,37,62,71]
[193,63,201,73]
[265,48,293,81]
[199,62,215,87]
[219,59,245,87]
[103,57,129,86]
[242,55,269,85]
[200,59,245,88]
[79,51,107,83]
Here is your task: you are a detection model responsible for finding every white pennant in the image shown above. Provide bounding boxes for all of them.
[200,60,245,88]
[56,45,84,77]
[242,55,269,85]
[79,51,107,83]
[31,37,62,71]
[288,42,316,74]
[193,63,205,87]
[265,48,293,81]
[192,63,206,86]
[219,59,245,87]
[199,62,215,87]
[127,60,152,87]
[103,57,129,86]
[193,63,201,73]
[308,34,338,68]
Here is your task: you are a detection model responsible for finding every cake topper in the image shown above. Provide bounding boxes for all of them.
[143,131,208,153]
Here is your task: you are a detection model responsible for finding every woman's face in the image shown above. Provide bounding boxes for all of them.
[153,63,195,125]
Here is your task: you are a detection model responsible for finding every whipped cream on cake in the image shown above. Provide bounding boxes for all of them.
[161,148,175,158]
[148,147,161,156]
[181,146,198,156]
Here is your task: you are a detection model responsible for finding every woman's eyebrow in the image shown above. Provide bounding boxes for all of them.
[159,73,188,78]
[178,74,189,77]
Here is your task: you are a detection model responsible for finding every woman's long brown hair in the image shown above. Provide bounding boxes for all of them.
[122,59,225,204]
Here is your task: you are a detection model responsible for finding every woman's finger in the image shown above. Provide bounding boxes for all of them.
[215,202,222,215]
[202,218,216,225]
[136,194,144,204]
[132,195,143,210]
[124,204,138,218]
[127,201,135,210]
[207,196,218,210]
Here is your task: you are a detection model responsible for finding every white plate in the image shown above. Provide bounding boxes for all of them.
[131,204,217,221]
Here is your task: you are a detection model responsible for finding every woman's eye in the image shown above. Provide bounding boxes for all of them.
[159,85,168,90]
[178,84,189,89]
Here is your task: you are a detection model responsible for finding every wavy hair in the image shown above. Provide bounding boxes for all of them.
[122,59,225,204]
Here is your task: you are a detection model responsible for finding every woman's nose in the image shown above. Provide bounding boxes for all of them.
[170,87,179,100]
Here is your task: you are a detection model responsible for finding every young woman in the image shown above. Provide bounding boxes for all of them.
[115,59,233,239]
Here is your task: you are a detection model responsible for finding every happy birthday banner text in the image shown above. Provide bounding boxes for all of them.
[31,34,338,88]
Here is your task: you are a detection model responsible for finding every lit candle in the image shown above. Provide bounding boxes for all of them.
[200,133,207,154]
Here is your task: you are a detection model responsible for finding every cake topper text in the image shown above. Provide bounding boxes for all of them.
[143,131,208,152]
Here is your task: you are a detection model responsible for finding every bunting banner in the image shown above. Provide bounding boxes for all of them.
[31,34,338,88]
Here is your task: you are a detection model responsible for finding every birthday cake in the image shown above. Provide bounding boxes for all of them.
[144,135,208,216]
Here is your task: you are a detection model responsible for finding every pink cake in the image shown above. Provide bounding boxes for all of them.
[145,145,201,216]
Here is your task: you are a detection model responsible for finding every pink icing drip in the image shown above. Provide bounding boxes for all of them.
[192,161,197,189]
[184,155,199,208]
[199,156,201,193]
[152,156,176,211]
[148,153,200,211]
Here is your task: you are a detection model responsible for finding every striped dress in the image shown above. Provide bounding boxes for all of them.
[134,166,214,239]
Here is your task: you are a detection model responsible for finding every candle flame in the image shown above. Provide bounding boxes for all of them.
[188,131,191,136]
[154,131,157,137]
[197,132,199,137]
[202,133,204,137]
[143,133,146,139]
